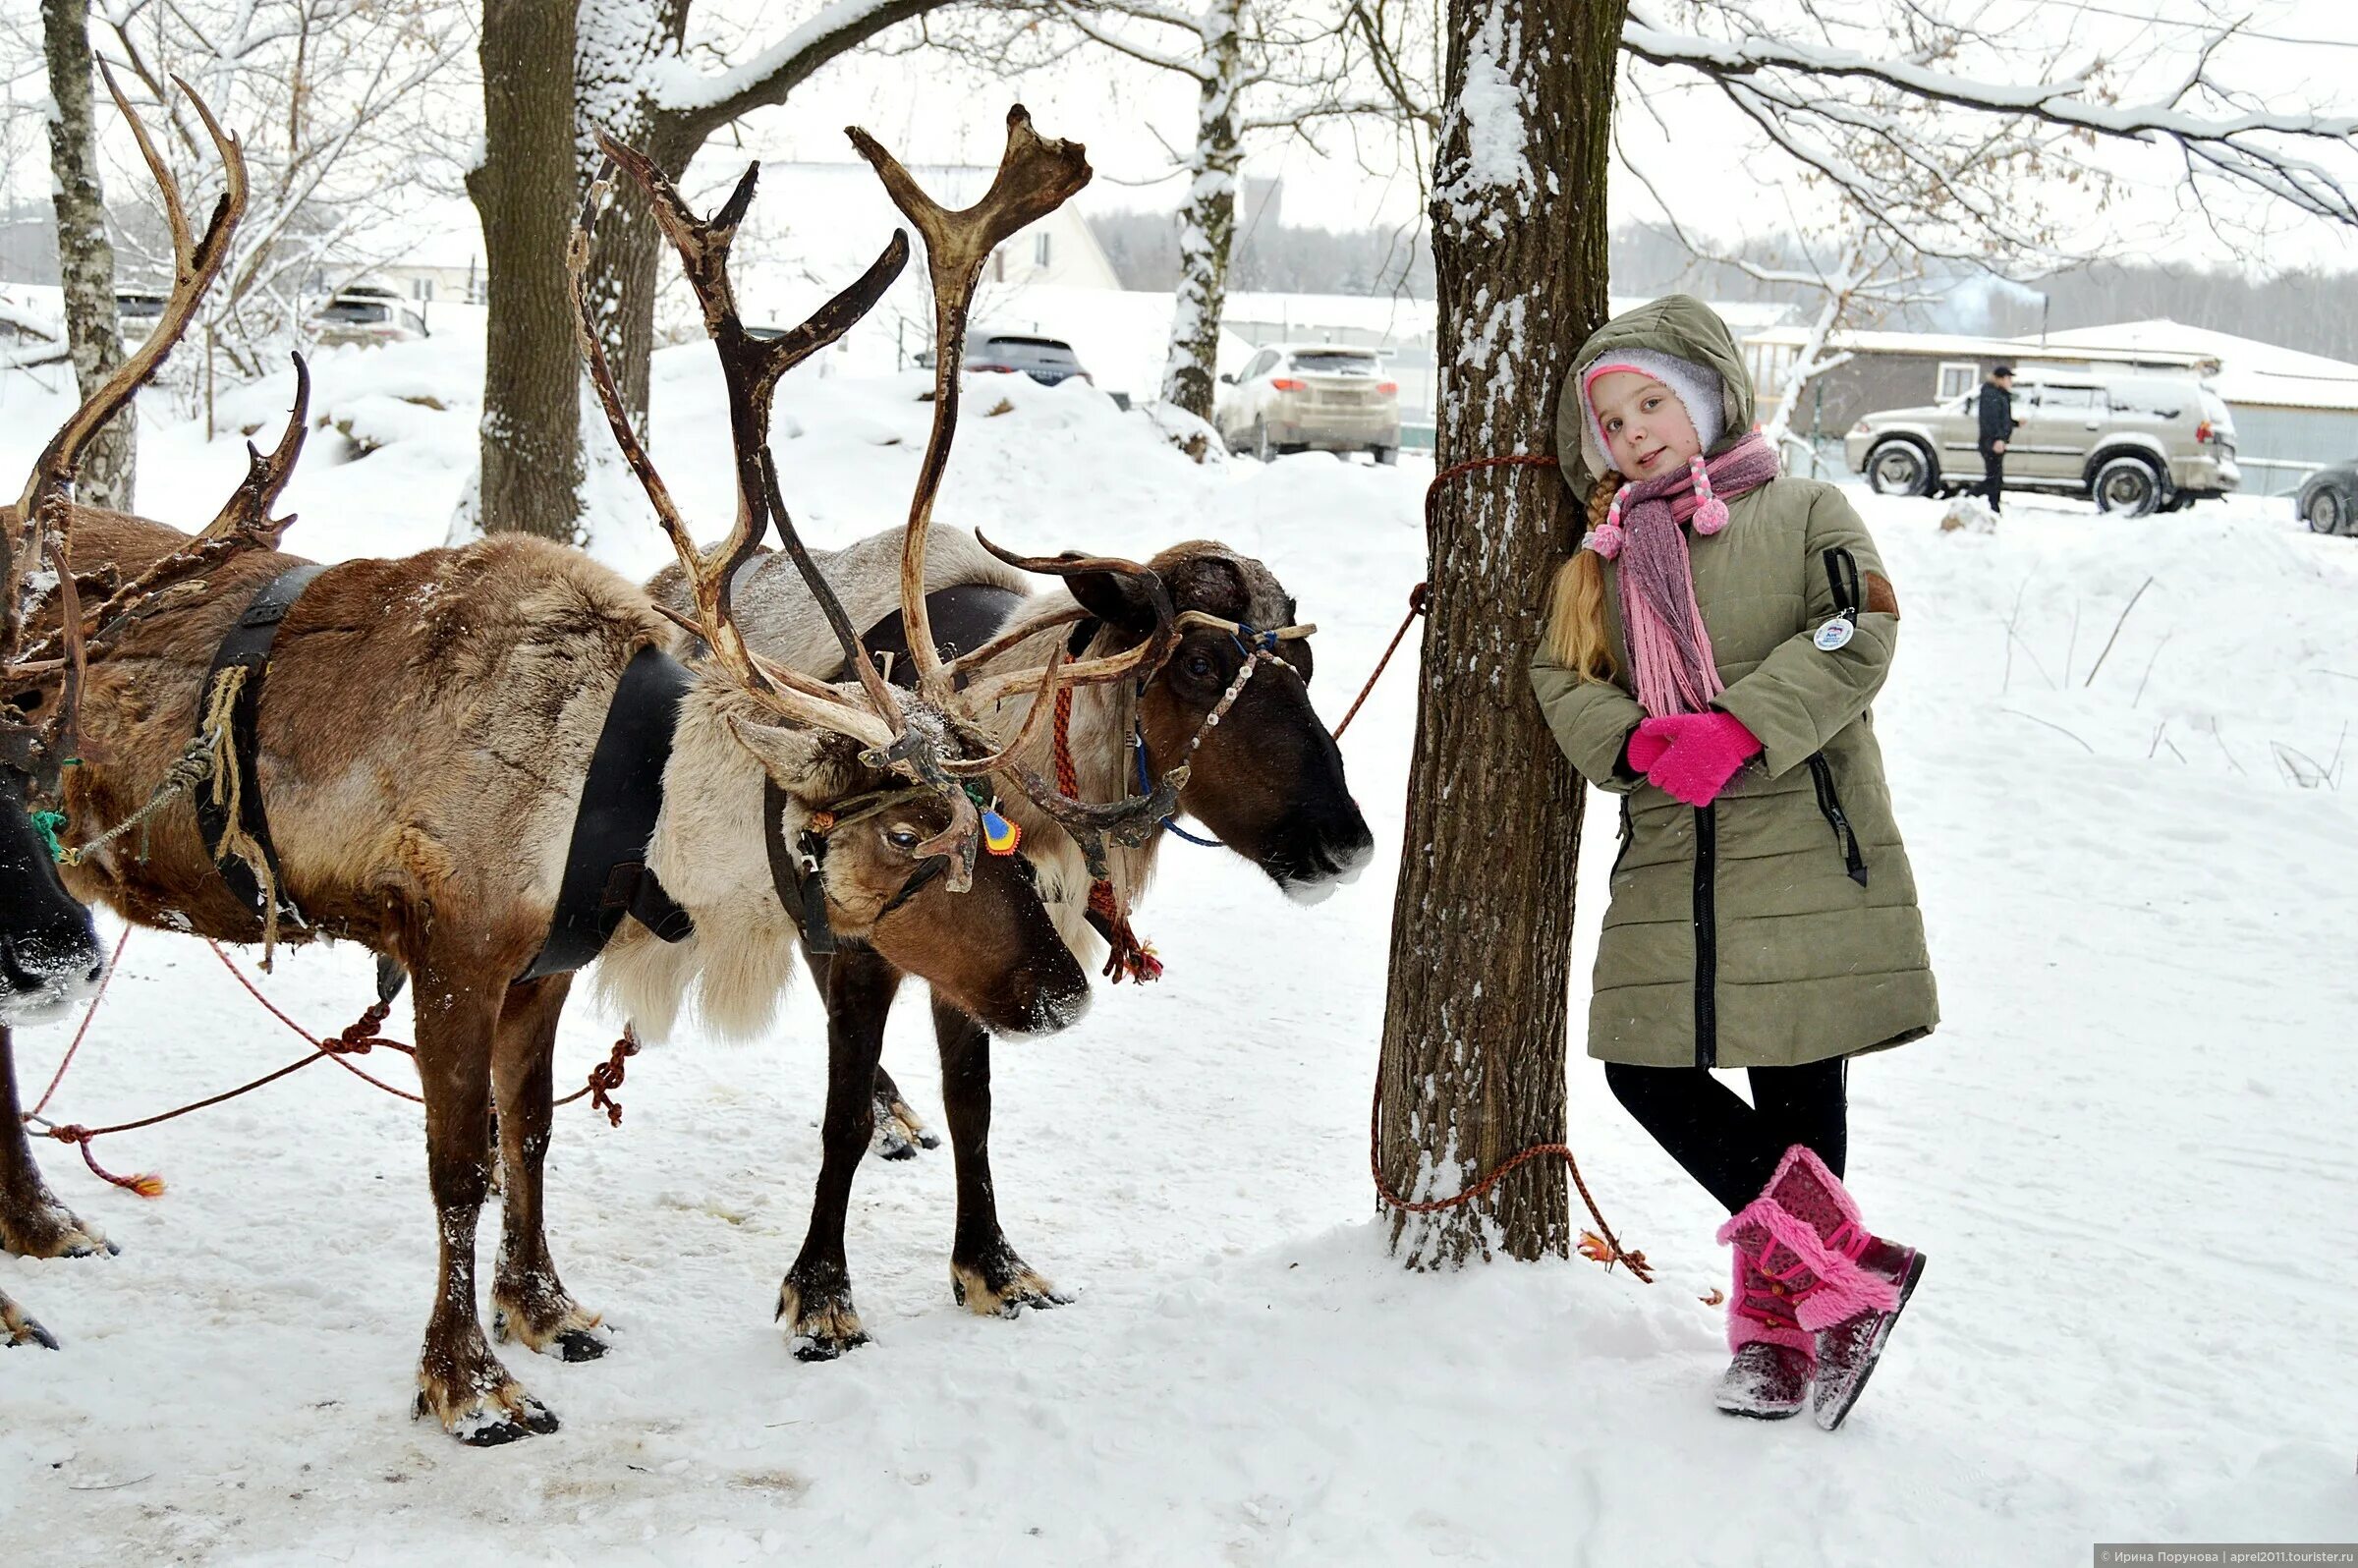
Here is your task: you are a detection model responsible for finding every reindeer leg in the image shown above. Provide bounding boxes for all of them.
[778,944,901,1361]
[488,976,607,1364]
[0,1023,113,1261]
[870,1062,939,1162]
[410,964,556,1444]
[935,998,1069,1317]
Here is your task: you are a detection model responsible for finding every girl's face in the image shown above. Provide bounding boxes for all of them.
[1590,371,1702,478]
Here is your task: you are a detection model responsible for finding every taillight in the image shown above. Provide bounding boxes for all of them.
[1376,381,1398,395]
[2195,420,2214,443]
[1270,377,1306,392]
[970,362,1017,373]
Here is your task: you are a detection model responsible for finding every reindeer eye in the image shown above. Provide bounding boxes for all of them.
[884,827,922,852]
[1184,651,1216,682]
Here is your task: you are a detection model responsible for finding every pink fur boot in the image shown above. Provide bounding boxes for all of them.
[1717,1246,1815,1420]
[1716,1145,1929,1431]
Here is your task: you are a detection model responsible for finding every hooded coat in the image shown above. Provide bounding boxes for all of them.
[1532,295,1938,1069]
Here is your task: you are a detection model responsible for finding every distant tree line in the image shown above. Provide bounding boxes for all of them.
[1084,206,2358,367]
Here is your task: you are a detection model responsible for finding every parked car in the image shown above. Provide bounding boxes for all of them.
[309,285,427,348]
[2297,459,2357,535]
[115,286,170,347]
[936,330,1092,386]
[1844,369,2239,515]
[1216,344,1401,464]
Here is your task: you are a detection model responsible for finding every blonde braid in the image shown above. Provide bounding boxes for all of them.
[1541,472,1624,681]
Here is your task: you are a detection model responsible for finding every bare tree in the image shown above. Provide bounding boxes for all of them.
[1377,0,2358,1265]
[39,0,132,511]
[97,0,473,386]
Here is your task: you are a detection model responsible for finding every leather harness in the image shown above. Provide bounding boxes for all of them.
[195,563,327,933]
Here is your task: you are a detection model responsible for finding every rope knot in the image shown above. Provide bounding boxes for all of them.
[586,1031,642,1128]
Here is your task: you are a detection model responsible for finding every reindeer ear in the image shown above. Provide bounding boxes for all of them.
[723,714,865,805]
[1065,569,1163,636]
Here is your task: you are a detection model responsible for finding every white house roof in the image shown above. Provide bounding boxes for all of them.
[1744,322,2215,369]
[2015,319,2358,413]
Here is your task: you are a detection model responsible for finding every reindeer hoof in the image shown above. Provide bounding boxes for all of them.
[491,1297,611,1363]
[414,1383,560,1446]
[778,1278,870,1361]
[951,1252,1071,1318]
[2,1293,60,1349]
[870,1092,941,1161]
[1,1197,116,1261]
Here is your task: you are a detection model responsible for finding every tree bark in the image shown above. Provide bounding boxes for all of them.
[1157,0,1242,421]
[1376,0,1621,1268]
[469,0,586,542]
[40,0,133,513]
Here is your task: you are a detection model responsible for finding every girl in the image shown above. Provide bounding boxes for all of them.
[1529,295,1937,1429]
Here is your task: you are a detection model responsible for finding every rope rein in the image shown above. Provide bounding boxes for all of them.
[20,930,644,1195]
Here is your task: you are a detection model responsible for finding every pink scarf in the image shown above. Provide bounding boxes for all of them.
[1583,431,1781,716]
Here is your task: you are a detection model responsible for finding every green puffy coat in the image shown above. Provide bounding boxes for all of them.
[1532,295,1938,1070]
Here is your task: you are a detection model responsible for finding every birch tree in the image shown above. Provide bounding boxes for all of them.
[1377,0,2358,1265]
[1013,0,1410,420]
[39,0,133,511]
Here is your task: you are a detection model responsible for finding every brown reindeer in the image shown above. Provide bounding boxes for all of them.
[9,104,1110,1441]
[1,76,310,1350]
[653,118,1375,1357]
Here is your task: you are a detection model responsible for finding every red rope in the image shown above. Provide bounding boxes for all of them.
[1331,584,1427,741]
[28,925,132,1121]
[1054,680,1160,983]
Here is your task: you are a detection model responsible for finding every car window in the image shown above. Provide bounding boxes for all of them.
[317,299,390,324]
[2039,386,2096,411]
[1287,351,1379,375]
[982,335,1076,361]
[1244,351,1276,379]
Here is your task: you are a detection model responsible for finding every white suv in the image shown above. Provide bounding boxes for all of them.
[1216,344,1401,464]
[1845,370,2240,515]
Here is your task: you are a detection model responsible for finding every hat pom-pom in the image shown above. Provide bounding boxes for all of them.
[1585,520,1625,558]
[1694,496,1730,533]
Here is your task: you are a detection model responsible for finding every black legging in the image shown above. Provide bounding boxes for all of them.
[1603,1059,1847,1214]
[1979,442,2005,511]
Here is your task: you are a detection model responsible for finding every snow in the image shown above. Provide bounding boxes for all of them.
[4,340,2357,1561]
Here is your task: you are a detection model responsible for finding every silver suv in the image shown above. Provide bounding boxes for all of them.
[1844,370,2240,515]
[1216,344,1401,464]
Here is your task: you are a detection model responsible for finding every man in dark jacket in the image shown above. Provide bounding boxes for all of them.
[1977,365,2016,511]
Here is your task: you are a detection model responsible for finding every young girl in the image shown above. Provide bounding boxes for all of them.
[1529,295,1937,1429]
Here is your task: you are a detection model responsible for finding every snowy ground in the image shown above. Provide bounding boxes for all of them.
[2,343,2355,1565]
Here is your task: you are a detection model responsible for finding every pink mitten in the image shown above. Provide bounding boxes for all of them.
[1626,719,1674,775]
[1644,711,1763,807]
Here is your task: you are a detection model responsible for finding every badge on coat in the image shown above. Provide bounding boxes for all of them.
[1813,613,1856,652]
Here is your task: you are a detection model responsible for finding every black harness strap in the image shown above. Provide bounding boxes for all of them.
[834,583,1030,690]
[518,646,697,982]
[195,562,328,929]
[764,776,837,956]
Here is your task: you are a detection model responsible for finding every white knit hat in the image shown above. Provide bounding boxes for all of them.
[1577,347,1726,472]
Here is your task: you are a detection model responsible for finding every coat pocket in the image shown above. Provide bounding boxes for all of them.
[1806,753,1870,887]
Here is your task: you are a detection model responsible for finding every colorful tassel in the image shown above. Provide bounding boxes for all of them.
[1584,485,1630,558]
[981,808,1021,856]
[1691,454,1730,533]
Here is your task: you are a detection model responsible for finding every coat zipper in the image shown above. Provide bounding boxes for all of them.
[1693,802,1717,1069]
[1806,754,1871,887]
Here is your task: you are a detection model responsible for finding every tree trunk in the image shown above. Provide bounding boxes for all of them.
[575,0,690,437]
[1158,0,1242,421]
[469,0,585,543]
[1376,0,1621,1268]
[40,0,133,513]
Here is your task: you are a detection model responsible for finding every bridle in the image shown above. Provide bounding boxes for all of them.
[1126,613,1316,847]
[762,779,982,954]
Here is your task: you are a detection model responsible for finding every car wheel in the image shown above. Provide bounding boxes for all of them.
[1373,446,1398,466]
[2093,455,2162,517]
[2305,485,2348,534]
[1865,440,1932,497]
[1255,421,1274,462]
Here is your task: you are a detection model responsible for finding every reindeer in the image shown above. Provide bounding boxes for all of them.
[651,117,1376,1358]
[0,76,296,1349]
[8,90,1111,1444]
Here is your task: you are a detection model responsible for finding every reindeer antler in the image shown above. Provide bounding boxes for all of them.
[846,106,1092,707]
[2,73,256,788]
[570,143,907,756]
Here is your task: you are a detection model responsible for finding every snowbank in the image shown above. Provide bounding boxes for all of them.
[1,349,2353,1563]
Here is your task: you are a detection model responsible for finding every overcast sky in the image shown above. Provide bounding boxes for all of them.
[710,0,2358,275]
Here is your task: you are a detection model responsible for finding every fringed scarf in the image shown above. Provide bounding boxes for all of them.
[1583,431,1780,716]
